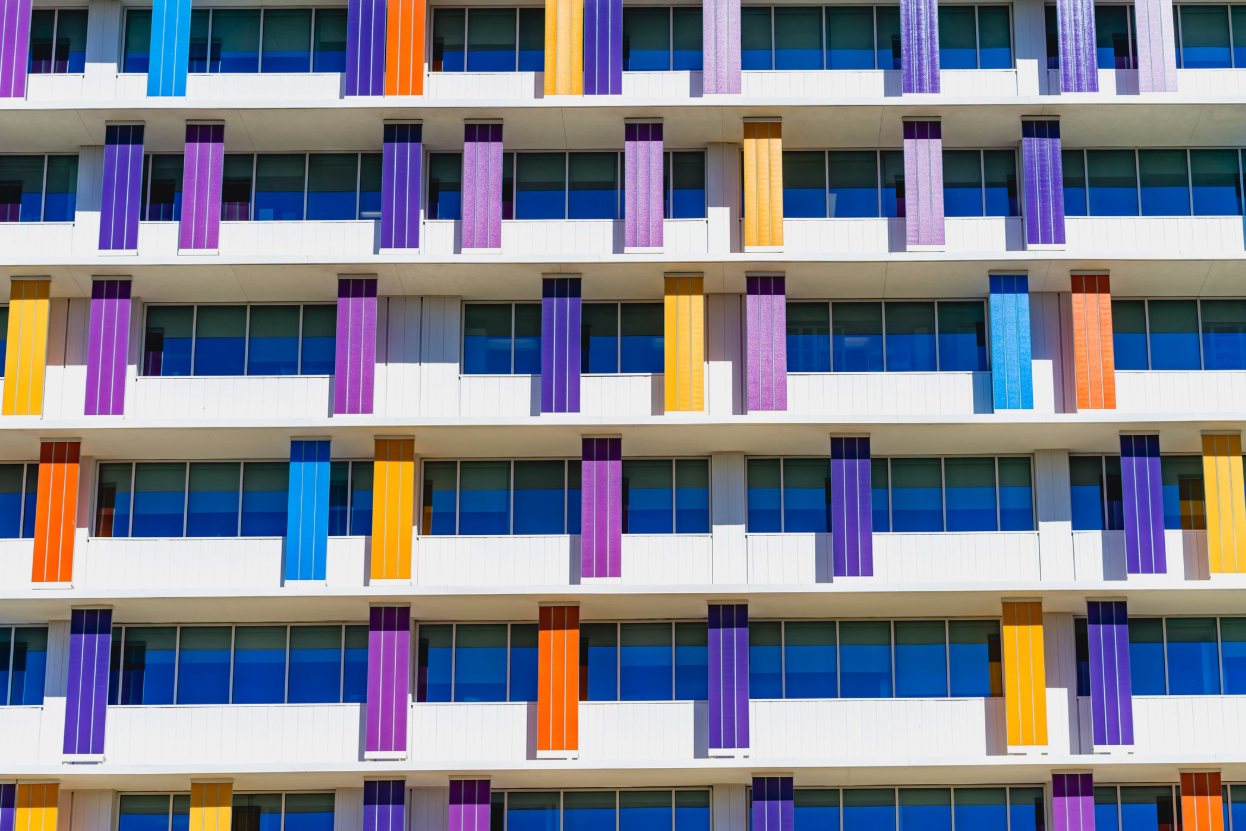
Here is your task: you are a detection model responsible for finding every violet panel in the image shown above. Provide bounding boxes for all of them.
[1120,434,1165,575]
[1022,120,1066,247]
[449,780,491,831]
[85,279,132,417]
[334,277,378,415]
[581,437,621,578]
[902,121,945,247]
[1088,600,1134,747]
[462,123,503,250]
[831,436,873,578]
[382,123,422,249]
[1052,773,1095,831]
[541,277,581,413]
[363,781,405,831]
[63,608,112,756]
[0,0,32,97]
[179,123,224,251]
[745,274,787,412]
[366,606,410,755]
[702,0,740,93]
[900,0,939,93]
[99,124,145,251]
[345,0,387,96]
[1057,0,1099,92]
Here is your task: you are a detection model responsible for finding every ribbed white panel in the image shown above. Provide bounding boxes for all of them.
[620,535,713,584]
[375,296,423,418]
[410,789,449,831]
[459,375,538,417]
[578,701,705,761]
[1130,695,1246,753]
[416,536,574,586]
[711,452,747,584]
[408,703,531,762]
[1116,370,1246,414]
[79,537,284,590]
[333,789,363,831]
[787,372,993,416]
[580,375,665,416]
[42,298,89,420]
[1071,529,1206,581]
[419,297,461,417]
[127,376,332,420]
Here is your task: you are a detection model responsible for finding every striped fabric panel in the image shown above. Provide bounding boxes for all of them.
[989,275,1034,410]
[1087,600,1134,747]
[371,438,415,580]
[584,0,621,94]
[581,437,621,579]
[345,0,386,95]
[384,0,425,94]
[624,122,663,250]
[463,123,503,251]
[1021,121,1066,247]
[538,604,580,754]
[0,0,32,97]
[544,0,583,94]
[3,278,50,416]
[366,606,411,755]
[33,440,80,583]
[286,439,331,581]
[180,124,224,251]
[449,781,491,831]
[1136,0,1178,92]
[334,277,378,415]
[381,123,422,249]
[148,0,191,95]
[1120,434,1166,575]
[1052,773,1095,831]
[1070,274,1116,410]
[363,781,405,831]
[14,784,57,831]
[751,778,793,831]
[900,0,939,93]
[1057,0,1099,92]
[702,0,740,93]
[1180,772,1225,831]
[664,275,705,412]
[742,121,783,249]
[1202,433,1246,574]
[709,604,748,750]
[745,274,787,412]
[189,782,232,831]
[541,276,581,413]
[1002,600,1048,748]
[831,436,872,578]
[100,124,145,251]
[64,607,112,756]
[903,121,945,247]
[85,279,132,416]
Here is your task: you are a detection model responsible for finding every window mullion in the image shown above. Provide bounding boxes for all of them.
[182,462,191,537]
[283,625,291,703]
[228,625,237,704]
[237,461,245,537]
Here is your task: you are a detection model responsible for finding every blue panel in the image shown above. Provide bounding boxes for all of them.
[147,0,191,96]
[286,440,330,581]
[989,275,1033,410]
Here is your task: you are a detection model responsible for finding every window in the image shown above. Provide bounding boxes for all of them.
[1092,786,1181,831]
[141,155,184,221]
[790,788,1045,831]
[421,459,582,535]
[868,456,1034,533]
[1063,148,1244,217]
[108,624,367,705]
[746,619,1002,700]
[1,626,48,705]
[416,622,539,702]
[142,304,336,377]
[431,7,545,72]
[623,7,703,70]
[582,302,665,373]
[1077,616,1246,698]
[1069,454,1203,531]
[0,155,78,222]
[740,6,903,70]
[93,461,290,538]
[622,459,710,534]
[328,461,373,536]
[1175,5,1246,68]
[427,153,463,220]
[462,303,541,374]
[119,794,335,831]
[28,9,88,73]
[210,153,382,221]
[745,458,831,533]
[938,5,1012,68]
[576,622,709,701]
[497,790,710,831]
[0,463,39,539]
[1111,298,1246,370]
[664,151,707,218]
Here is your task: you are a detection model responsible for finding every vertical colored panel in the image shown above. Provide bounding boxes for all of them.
[384,0,425,95]
[449,781,491,831]
[14,785,58,831]
[32,440,80,584]
[462,123,503,251]
[100,124,145,251]
[1120,434,1166,575]
[831,436,873,578]
[371,438,414,581]
[1181,772,1225,831]
[581,437,621,579]
[702,0,740,93]
[1021,121,1066,247]
[900,0,939,93]
[1088,600,1134,748]
[989,274,1034,411]
[541,277,582,413]
[148,0,191,96]
[334,277,378,415]
[189,782,232,831]
[664,275,705,412]
[85,279,133,417]
[346,0,387,96]
[624,122,664,251]
[1057,0,1099,92]
[0,0,32,97]
[1051,773,1094,831]
[903,121,945,248]
[363,781,405,831]
[180,124,224,251]
[584,0,621,94]
[745,274,787,412]
[286,439,331,582]
[1202,434,1246,574]
[1070,274,1116,410]
[742,121,783,250]
[709,603,749,751]
[382,123,422,250]
[0,785,12,831]
[751,778,793,831]
[366,605,411,755]
[1135,0,1178,92]
[64,607,112,756]
[544,0,583,95]
[538,604,580,755]
[3,278,50,416]
[1002,600,1048,748]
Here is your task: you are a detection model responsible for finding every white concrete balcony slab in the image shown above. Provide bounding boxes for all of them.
[424,219,708,257]
[78,537,285,590]
[742,69,895,98]
[135,219,379,259]
[24,73,85,101]
[0,222,78,259]
[582,374,666,416]
[128,374,332,420]
[1075,695,1246,755]
[1070,529,1208,583]
[1175,67,1246,94]
[0,538,34,590]
[1064,215,1244,257]
[1115,370,1246,414]
[425,71,542,100]
[938,68,1019,96]
[580,701,707,760]
[787,371,993,416]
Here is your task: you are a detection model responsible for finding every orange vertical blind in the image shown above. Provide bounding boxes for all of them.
[1070,273,1116,410]
[372,437,415,580]
[385,0,425,94]
[32,440,80,583]
[538,604,580,756]
[1180,772,1224,831]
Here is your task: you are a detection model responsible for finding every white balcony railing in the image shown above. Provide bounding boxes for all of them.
[1116,370,1246,414]
[1070,529,1208,582]
[787,371,993,416]
[128,374,332,420]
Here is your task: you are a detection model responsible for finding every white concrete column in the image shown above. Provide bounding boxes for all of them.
[707,294,743,417]
[84,0,122,99]
[706,143,741,255]
[1029,292,1071,415]
[72,146,104,258]
[713,784,748,831]
[1034,449,1074,581]
[1042,611,1082,755]
[37,618,71,764]
[331,788,364,831]
[375,296,425,418]
[417,295,461,418]
[1013,0,1048,95]
[711,451,747,583]
[409,787,449,831]
[68,791,116,831]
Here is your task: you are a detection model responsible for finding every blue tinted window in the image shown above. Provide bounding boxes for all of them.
[568,460,582,534]
[840,621,891,698]
[21,465,35,540]
[44,155,77,220]
[621,623,672,700]
[944,457,996,532]
[141,155,183,221]
[564,793,615,831]
[467,9,517,71]
[285,794,334,831]
[186,462,240,537]
[1070,456,1107,531]
[749,621,783,698]
[747,459,782,532]
[509,624,539,701]
[620,303,664,372]
[978,7,1012,67]
[784,152,827,218]
[582,303,619,373]
[741,7,772,68]
[1063,149,1087,216]
[300,305,336,375]
[422,461,457,535]
[949,621,1001,697]
[667,151,706,219]
[1075,617,1091,696]
[346,462,373,535]
[1119,787,1176,831]
[675,622,708,700]
[312,9,347,71]
[464,304,515,374]
[306,154,357,220]
[343,625,367,703]
[1179,5,1230,67]
[432,9,465,71]
[513,460,566,535]
[795,791,840,831]
[1160,455,1204,531]
[783,458,830,533]
[675,459,710,533]
[123,10,151,72]
[1166,618,1220,695]
[827,7,875,69]
[417,624,452,702]
[518,8,546,69]
[428,153,462,220]
[623,460,673,534]
[1095,5,1133,69]
[119,796,172,831]
[843,790,895,831]
[943,150,983,217]
[1094,789,1120,831]
[288,626,342,704]
[885,303,937,372]
[213,9,261,72]
[1200,299,1246,369]
[1190,150,1241,216]
[194,306,246,376]
[9,627,48,705]
[828,151,879,218]
[247,306,299,375]
[507,793,559,831]
[1139,150,1190,216]
[872,458,890,532]
[261,9,310,71]
[785,621,836,698]
[876,7,901,68]
[459,461,510,534]
[582,623,618,701]
[29,9,82,73]
[1221,618,1246,694]
[954,790,1007,831]
[672,8,703,69]
[516,153,566,219]
[899,789,950,831]
[787,302,831,372]
[833,302,884,372]
[0,465,26,539]
[119,626,176,704]
[0,157,43,222]
[132,462,187,537]
[232,794,281,831]
[176,626,231,704]
[1148,299,1201,370]
[232,625,286,704]
[514,304,541,374]
[242,462,288,536]
[890,458,943,532]
[144,306,194,376]
[894,621,947,697]
[937,302,987,371]
[255,154,306,221]
[1087,150,1138,216]
[775,7,822,68]
[939,6,978,68]
[1111,300,1148,370]
[455,624,508,702]
[569,152,618,219]
[1007,788,1045,831]
[1128,618,1166,695]
[624,8,670,70]
[621,793,670,831]
[983,150,1018,216]
[358,153,381,219]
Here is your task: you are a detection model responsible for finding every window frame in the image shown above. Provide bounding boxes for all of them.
[1173,3,1243,68]
[1,624,50,706]
[328,459,373,537]
[0,461,40,539]
[1063,147,1246,217]
[507,150,624,221]
[420,458,580,536]
[0,153,78,223]
[621,456,712,535]
[620,5,705,71]
[491,788,713,829]
[581,300,667,375]
[28,8,88,75]
[415,621,539,703]
[1110,296,1246,370]
[663,149,708,219]
[460,301,541,375]
[874,455,1035,533]
[215,152,378,221]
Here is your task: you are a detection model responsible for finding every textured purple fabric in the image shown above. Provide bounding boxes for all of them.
[581,437,621,578]
[100,124,145,251]
[334,277,377,415]
[709,603,748,750]
[1057,0,1099,92]
[902,121,944,247]
[624,123,663,250]
[0,0,32,97]
[1135,0,1178,92]
[584,0,622,95]
[345,0,386,96]
[751,778,793,831]
[1022,121,1066,247]
[64,608,112,756]
[366,606,410,755]
[449,781,491,831]
[831,436,873,578]
[0,784,13,831]
[541,277,581,413]
[1088,600,1134,747]
[382,123,422,249]
[1052,773,1095,831]
[462,123,503,250]
[85,279,132,416]
[900,0,939,93]
[1120,434,1166,574]
[702,0,740,93]
[180,123,224,251]
[363,781,405,831]
[745,275,787,412]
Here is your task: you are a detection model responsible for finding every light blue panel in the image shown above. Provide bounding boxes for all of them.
[285,440,331,581]
[148,0,191,96]
[989,275,1033,410]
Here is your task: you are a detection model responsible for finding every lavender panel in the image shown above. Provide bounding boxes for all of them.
[345,0,387,96]
[751,778,793,831]
[63,608,112,756]
[1135,0,1178,92]
[581,437,621,578]
[449,781,491,831]
[99,124,145,251]
[84,279,133,416]
[541,277,582,413]
[462,123,503,250]
[179,123,224,251]
[0,0,32,97]
[831,436,873,578]
[366,606,410,755]
[1052,773,1095,831]
[1057,0,1099,92]
[1120,434,1166,575]
[1089,600,1134,747]
[624,123,664,250]
[584,0,622,94]
[382,123,422,249]
[334,277,378,415]
[1021,121,1066,247]
[903,121,944,247]
[709,603,749,750]
[363,781,405,831]
[702,0,740,93]
[745,275,787,412]
[900,0,939,93]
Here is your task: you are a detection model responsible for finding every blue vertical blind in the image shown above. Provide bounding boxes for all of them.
[416,622,539,702]
[0,626,49,705]
[421,459,583,535]
[0,463,39,539]
[1063,149,1246,217]
[142,304,336,377]
[577,621,708,701]
[463,303,542,374]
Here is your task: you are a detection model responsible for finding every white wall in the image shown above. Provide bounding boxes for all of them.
[710,452,747,584]
[459,375,539,418]
[419,297,462,418]
[415,536,573,587]
[706,294,743,417]
[1065,216,1244,256]
[746,534,831,584]
[67,791,114,831]
[1034,449,1074,581]
[0,538,34,590]
[334,789,363,831]
[43,298,89,420]
[620,535,713,584]
[872,533,1041,582]
[1130,695,1246,754]
[581,375,665,417]
[375,295,424,418]
[409,789,449,831]
[1029,293,1071,415]
[1042,612,1079,755]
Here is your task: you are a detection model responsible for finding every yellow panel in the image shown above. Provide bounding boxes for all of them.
[1002,601,1048,747]
[544,0,581,95]
[190,782,233,831]
[3,279,51,416]
[1203,434,1246,574]
[16,784,58,831]
[742,122,784,249]
[372,438,415,580]
[664,276,704,412]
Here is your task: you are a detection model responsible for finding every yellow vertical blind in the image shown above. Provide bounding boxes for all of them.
[3,279,51,416]
[15,784,58,831]
[1202,433,1246,573]
[743,120,783,249]
[189,782,233,831]
[1002,600,1048,748]
[372,437,415,580]
[664,275,704,412]
[543,0,582,95]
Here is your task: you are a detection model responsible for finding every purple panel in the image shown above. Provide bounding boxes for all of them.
[334,277,377,415]
[1089,600,1134,747]
[1120,434,1165,575]
[581,437,621,578]
[0,0,32,97]
[366,606,410,755]
[0,784,13,831]
[63,608,112,756]
[1021,120,1066,248]
[1052,773,1095,831]
[449,781,491,831]
[900,0,939,93]
[831,436,873,578]
[702,0,740,93]
[179,123,224,251]
[345,0,386,96]
[99,124,145,251]
[709,603,748,750]
[462,123,503,250]
[745,275,787,412]
[363,781,405,831]
[1135,0,1177,92]
[751,778,794,831]
[1057,0,1099,92]
[541,277,581,413]
[624,123,664,250]
[902,121,944,247]
[584,0,622,95]
[85,280,133,416]
[382,123,422,249]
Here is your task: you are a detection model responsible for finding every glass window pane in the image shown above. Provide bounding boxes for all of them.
[43,155,78,221]
[563,793,615,831]
[284,794,333,831]
[834,302,885,372]
[1128,618,1167,695]
[1063,149,1087,216]
[132,462,187,537]
[10,627,47,705]
[1165,617,1219,694]
[675,459,710,533]
[782,458,831,533]
[513,460,565,534]
[300,304,337,375]
[20,465,35,540]
[775,7,823,68]
[1119,787,1177,831]
[194,305,247,375]
[188,9,210,72]
[1235,6,1246,66]
[747,458,782,532]
[787,302,831,373]
[119,626,176,704]
[872,458,890,532]
[621,622,673,701]
[1190,150,1241,216]
[467,8,517,71]
[416,623,452,702]
[944,457,997,532]
[213,9,261,73]
[749,620,783,698]
[459,460,510,534]
[343,625,368,703]
[51,9,88,73]
[306,154,357,220]
[1096,5,1133,68]
[350,461,373,535]
[1148,299,1201,370]
[358,152,382,218]
[827,7,876,69]
[312,8,347,71]
[123,10,152,72]
[938,6,978,68]
[232,625,286,704]
[222,154,254,220]
[582,303,619,373]
[796,790,841,831]
[506,793,559,831]
[288,625,342,703]
[514,303,542,374]
[675,621,709,700]
[509,623,539,701]
[241,461,288,536]
[118,796,171,831]
[1160,455,1204,531]
[454,623,508,702]
[1180,5,1230,67]
[620,303,664,373]
[827,150,878,218]
[784,620,836,698]
[890,458,943,532]
[668,150,706,219]
[998,457,1034,531]
[177,626,232,703]
[1008,788,1046,831]
[233,794,281,831]
[1139,149,1190,216]
[899,789,951,831]
[741,7,773,69]
[783,151,827,218]
[581,622,618,701]
[623,459,674,534]
[569,460,583,534]
[673,7,703,69]
[142,155,184,221]
[1094,788,1120,831]
[247,305,300,375]
[844,790,896,831]
[624,8,671,70]
[516,153,566,219]
[881,149,905,217]
[0,157,46,222]
[186,461,240,537]
[427,152,463,220]
[937,301,987,371]
[1070,456,1107,531]
[569,152,618,219]
[421,461,458,535]
[255,154,306,221]
[877,7,902,68]
[894,621,948,697]
[1111,299,1149,370]
[983,149,1018,216]
[0,465,21,539]
[949,620,1002,697]
[1220,618,1246,694]
[95,463,133,538]
[621,792,671,831]
[978,6,1012,67]
[1087,149,1138,216]
[943,150,983,217]
[840,620,892,698]
[463,304,514,374]
[432,8,465,71]
[261,9,311,72]
[886,302,937,372]
[518,8,545,70]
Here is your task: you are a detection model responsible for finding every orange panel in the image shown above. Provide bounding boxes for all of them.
[538,604,580,753]
[32,440,80,583]
[1002,600,1048,747]
[1070,274,1116,410]
[1181,772,1225,831]
[385,0,425,95]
